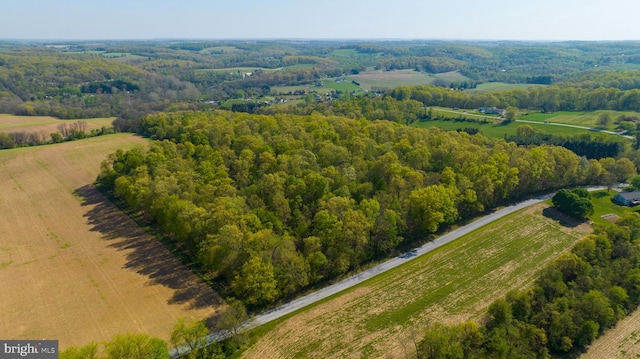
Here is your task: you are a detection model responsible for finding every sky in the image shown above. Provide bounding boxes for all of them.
[2,0,640,41]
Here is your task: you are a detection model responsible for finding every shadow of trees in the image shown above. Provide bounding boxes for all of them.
[542,207,586,228]
[75,184,225,320]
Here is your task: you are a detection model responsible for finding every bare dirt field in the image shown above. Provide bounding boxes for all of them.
[241,203,591,359]
[582,307,640,358]
[0,134,224,349]
[0,114,114,135]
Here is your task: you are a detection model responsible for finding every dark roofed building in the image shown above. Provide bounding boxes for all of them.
[613,191,640,206]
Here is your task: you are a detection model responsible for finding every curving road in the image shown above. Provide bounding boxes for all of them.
[170,186,609,358]
[433,108,634,140]
[515,119,634,139]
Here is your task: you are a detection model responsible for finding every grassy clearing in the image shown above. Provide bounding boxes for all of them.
[271,78,363,95]
[199,46,242,54]
[282,64,315,70]
[328,49,360,56]
[195,67,280,74]
[0,134,223,349]
[588,189,639,225]
[347,69,469,90]
[520,110,640,131]
[272,70,469,95]
[431,70,470,83]
[416,108,635,139]
[70,50,144,61]
[240,203,590,359]
[467,82,548,93]
[414,118,589,138]
[0,115,114,134]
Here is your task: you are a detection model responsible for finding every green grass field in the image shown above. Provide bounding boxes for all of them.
[70,50,144,61]
[414,108,637,139]
[414,118,589,138]
[271,78,363,95]
[0,115,114,133]
[467,82,548,93]
[328,49,360,56]
[199,46,242,54]
[588,189,639,225]
[519,110,640,131]
[195,67,280,74]
[347,69,470,90]
[240,203,589,358]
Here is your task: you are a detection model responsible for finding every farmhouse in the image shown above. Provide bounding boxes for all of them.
[479,107,506,115]
[613,191,640,206]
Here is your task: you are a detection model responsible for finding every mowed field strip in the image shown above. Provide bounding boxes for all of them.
[241,204,592,359]
[0,133,224,349]
[0,114,114,134]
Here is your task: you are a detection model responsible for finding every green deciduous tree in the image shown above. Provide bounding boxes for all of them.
[217,298,248,337]
[170,317,208,358]
[407,185,458,234]
[60,343,99,359]
[102,333,169,359]
[231,255,278,306]
[597,112,612,129]
[552,189,594,219]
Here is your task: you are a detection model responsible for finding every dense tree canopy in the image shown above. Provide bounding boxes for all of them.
[98,110,606,306]
[552,188,594,219]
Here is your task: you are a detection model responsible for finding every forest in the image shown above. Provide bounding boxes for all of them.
[97,110,635,306]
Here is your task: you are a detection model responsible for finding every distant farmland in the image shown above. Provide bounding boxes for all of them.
[271,77,362,95]
[0,115,113,135]
[414,108,638,139]
[347,69,469,90]
[241,203,590,359]
[466,82,547,93]
[414,118,590,139]
[0,133,224,349]
[271,70,469,96]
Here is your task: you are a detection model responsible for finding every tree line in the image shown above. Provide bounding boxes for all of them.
[0,121,114,149]
[387,84,640,113]
[506,125,625,160]
[61,300,249,359]
[416,213,640,358]
[97,110,634,307]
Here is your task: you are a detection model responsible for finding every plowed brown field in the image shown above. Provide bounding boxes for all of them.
[0,134,224,349]
[0,114,114,135]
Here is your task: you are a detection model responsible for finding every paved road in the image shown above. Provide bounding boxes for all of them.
[170,186,611,357]
[170,192,558,357]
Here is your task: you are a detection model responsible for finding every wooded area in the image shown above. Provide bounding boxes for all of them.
[97,110,634,306]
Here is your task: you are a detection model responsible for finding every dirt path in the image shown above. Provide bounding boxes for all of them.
[0,135,224,349]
